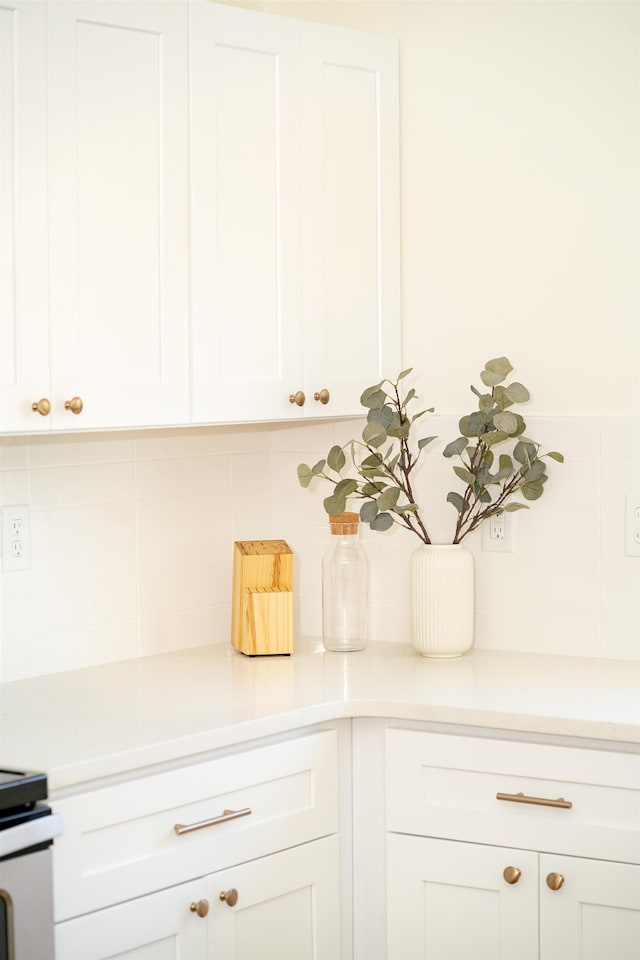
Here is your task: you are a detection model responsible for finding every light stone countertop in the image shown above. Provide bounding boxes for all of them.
[0,638,638,795]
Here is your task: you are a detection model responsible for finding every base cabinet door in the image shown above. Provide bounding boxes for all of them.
[387,834,539,960]
[540,854,640,960]
[55,836,341,960]
[55,878,207,960]
[207,835,341,960]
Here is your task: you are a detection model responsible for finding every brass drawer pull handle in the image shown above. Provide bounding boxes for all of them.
[64,396,83,415]
[546,872,565,891]
[503,866,521,885]
[288,390,305,407]
[174,807,252,835]
[496,791,572,810]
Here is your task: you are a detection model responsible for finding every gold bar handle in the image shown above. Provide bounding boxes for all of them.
[175,807,252,836]
[496,791,572,810]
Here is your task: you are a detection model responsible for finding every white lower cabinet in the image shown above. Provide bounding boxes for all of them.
[387,834,640,960]
[52,728,345,960]
[56,836,340,960]
[384,727,640,960]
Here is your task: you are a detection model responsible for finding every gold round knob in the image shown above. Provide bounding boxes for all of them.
[64,396,83,415]
[503,866,521,885]
[219,888,238,907]
[313,388,330,405]
[189,899,209,918]
[546,872,565,891]
[31,398,51,417]
[288,391,305,407]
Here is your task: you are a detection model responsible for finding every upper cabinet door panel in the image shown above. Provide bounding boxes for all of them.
[190,2,302,424]
[0,1,50,433]
[301,25,401,416]
[47,1,189,429]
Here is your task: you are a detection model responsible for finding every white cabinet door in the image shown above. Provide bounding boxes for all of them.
[540,853,640,960]
[190,1,302,425]
[55,878,207,960]
[387,834,539,960]
[47,1,190,430]
[207,836,342,960]
[190,1,400,426]
[300,21,401,418]
[0,0,50,433]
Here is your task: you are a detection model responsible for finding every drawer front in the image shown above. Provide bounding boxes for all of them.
[53,729,339,920]
[386,729,640,864]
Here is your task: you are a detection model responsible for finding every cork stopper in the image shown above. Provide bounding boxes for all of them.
[329,512,359,535]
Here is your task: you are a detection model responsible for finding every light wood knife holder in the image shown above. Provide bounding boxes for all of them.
[231,540,293,656]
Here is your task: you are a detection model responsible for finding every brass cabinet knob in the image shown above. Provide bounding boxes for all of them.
[313,388,330,405]
[546,872,565,891]
[31,398,51,417]
[219,888,238,907]
[288,391,305,407]
[189,899,209,918]
[64,396,83,415]
[503,866,522,885]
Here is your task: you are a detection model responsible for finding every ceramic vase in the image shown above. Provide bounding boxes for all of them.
[410,544,474,658]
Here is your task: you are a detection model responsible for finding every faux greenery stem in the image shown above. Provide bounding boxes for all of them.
[297,358,563,544]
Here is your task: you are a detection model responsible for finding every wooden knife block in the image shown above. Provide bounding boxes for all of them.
[231,540,293,656]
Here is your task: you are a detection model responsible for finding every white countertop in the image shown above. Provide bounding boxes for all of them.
[0,639,638,795]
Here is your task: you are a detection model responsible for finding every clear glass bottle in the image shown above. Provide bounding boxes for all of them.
[322,512,369,652]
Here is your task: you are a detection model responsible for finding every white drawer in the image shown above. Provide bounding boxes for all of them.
[386,729,640,864]
[53,729,339,920]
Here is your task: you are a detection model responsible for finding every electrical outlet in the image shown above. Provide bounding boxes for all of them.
[624,495,640,557]
[1,505,31,572]
[482,512,515,553]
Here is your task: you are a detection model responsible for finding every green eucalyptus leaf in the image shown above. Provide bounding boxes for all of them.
[297,464,314,488]
[371,512,394,532]
[360,501,379,523]
[479,489,492,503]
[484,449,495,468]
[327,445,346,472]
[368,404,394,429]
[362,482,384,496]
[524,460,546,482]
[360,387,387,410]
[404,388,416,405]
[324,492,347,514]
[512,413,527,437]
[504,381,530,404]
[334,478,358,498]
[418,435,437,450]
[362,453,383,468]
[443,437,468,458]
[397,368,413,381]
[479,394,494,414]
[311,459,326,475]
[499,454,513,471]
[447,491,465,513]
[521,481,544,501]
[493,385,512,411]
[481,356,513,387]
[453,465,475,485]
[377,487,401,512]
[362,420,388,448]
[483,430,509,447]
[504,502,529,512]
[459,412,486,437]
[546,451,565,463]
[493,410,518,434]
[513,440,537,465]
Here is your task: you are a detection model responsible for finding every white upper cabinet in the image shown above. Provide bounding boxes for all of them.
[1,0,190,432]
[190,2,400,423]
[1,1,50,433]
[1,0,399,432]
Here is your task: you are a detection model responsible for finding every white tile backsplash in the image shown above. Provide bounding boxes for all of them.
[0,414,638,680]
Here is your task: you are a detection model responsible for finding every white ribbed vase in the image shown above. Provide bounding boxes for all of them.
[410,544,475,658]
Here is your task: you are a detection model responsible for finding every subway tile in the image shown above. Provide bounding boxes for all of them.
[0,438,28,472]
[135,454,231,499]
[134,425,233,461]
[28,432,135,468]
[29,462,135,509]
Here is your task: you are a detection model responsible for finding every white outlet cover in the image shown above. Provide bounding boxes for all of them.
[624,495,640,557]
[1,505,31,572]
[481,512,515,553]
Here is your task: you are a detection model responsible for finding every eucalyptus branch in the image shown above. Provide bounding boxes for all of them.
[297,358,563,544]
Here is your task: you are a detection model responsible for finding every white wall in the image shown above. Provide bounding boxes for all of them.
[1,0,638,680]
